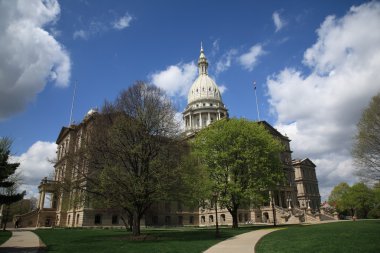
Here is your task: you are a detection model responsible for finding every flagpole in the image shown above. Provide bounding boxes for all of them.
[69,80,77,126]
[254,81,260,121]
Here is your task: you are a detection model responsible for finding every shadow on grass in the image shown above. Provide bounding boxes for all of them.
[36,225,273,253]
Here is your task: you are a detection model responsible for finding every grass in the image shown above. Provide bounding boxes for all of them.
[0,230,11,244]
[35,225,267,253]
[256,220,380,253]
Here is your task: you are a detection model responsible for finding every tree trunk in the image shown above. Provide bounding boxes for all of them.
[120,216,129,230]
[231,209,238,228]
[132,211,140,236]
[214,200,220,238]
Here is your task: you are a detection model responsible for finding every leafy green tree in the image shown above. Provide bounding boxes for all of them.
[353,93,380,181]
[76,82,200,236]
[0,137,25,230]
[345,183,374,218]
[192,118,284,228]
[328,182,351,213]
[328,182,376,218]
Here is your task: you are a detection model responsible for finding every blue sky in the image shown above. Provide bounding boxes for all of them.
[1,0,380,199]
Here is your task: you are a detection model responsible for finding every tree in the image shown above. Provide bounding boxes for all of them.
[347,182,374,218]
[328,182,351,213]
[79,82,192,236]
[328,182,375,218]
[192,118,284,228]
[0,137,25,230]
[353,93,380,181]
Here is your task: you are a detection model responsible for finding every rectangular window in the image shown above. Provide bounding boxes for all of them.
[189,216,194,224]
[112,215,118,225]
[94,214,102,225]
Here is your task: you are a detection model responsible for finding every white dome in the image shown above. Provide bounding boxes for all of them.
[187,75,222,104]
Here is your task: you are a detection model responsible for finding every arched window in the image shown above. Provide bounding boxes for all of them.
[201,216,205,223]
[220,214,226,222]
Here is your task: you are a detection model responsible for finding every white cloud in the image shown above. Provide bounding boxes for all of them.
[238,44,265,71]
[73,29,88,40]
[218,85,227,94]
[272,11,285,32]
[74,13,133,40]
[267,2,380,199]
[0,0,71,120]
[12,141,57,198]
[113,13,133,30]
[215,49,238,74]
[150,62,198,97]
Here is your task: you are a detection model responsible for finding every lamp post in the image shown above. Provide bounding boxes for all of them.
[287,198,292,210]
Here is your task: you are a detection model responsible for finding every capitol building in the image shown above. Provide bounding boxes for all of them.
[16,46,336,228]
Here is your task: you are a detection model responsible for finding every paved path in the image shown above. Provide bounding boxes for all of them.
[204,228,280,253]
[0,229,46,253]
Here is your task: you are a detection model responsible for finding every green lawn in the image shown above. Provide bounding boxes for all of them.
[256,220,380,253]
[0,231,11,245]
[35,225,266,253]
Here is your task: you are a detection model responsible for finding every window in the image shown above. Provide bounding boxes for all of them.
[67,215,71,225]
[165,216,171,225]
[201,216,205,223]
[210,103,213,106]
[209,215,214,223]
[220,214,226,222]
[244,214,249,222]
[152,216,158,225]
[112,215,118,225]
[165,202,171,212]
[189,216,194,224]
[76,214,80,225]
[94,214,102,225]
[178,216,183,225]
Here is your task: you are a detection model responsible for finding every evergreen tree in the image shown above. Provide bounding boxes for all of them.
[0,137,25,205]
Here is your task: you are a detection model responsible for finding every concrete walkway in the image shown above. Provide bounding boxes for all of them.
[204,228,279,253]
[0,229,46,253]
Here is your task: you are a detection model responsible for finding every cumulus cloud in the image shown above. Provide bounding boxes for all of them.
[112,13,133,30]
[215,49,238,74]
[272,11,285,32]
[12,141,57,198]
[267,2,380,199]
[0,0,71,120]
[150,62,198,97]
[238,44,265,71]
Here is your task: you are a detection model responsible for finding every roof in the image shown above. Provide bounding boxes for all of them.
[292,158,316,167]
[258,121,290,141]
[56,126,74,144]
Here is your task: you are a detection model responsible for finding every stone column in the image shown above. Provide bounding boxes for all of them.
[199,113,202,128]
[208,112,211,125]
[278,192,283,207]
[39,191,46,209]
[189,114,192,130]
